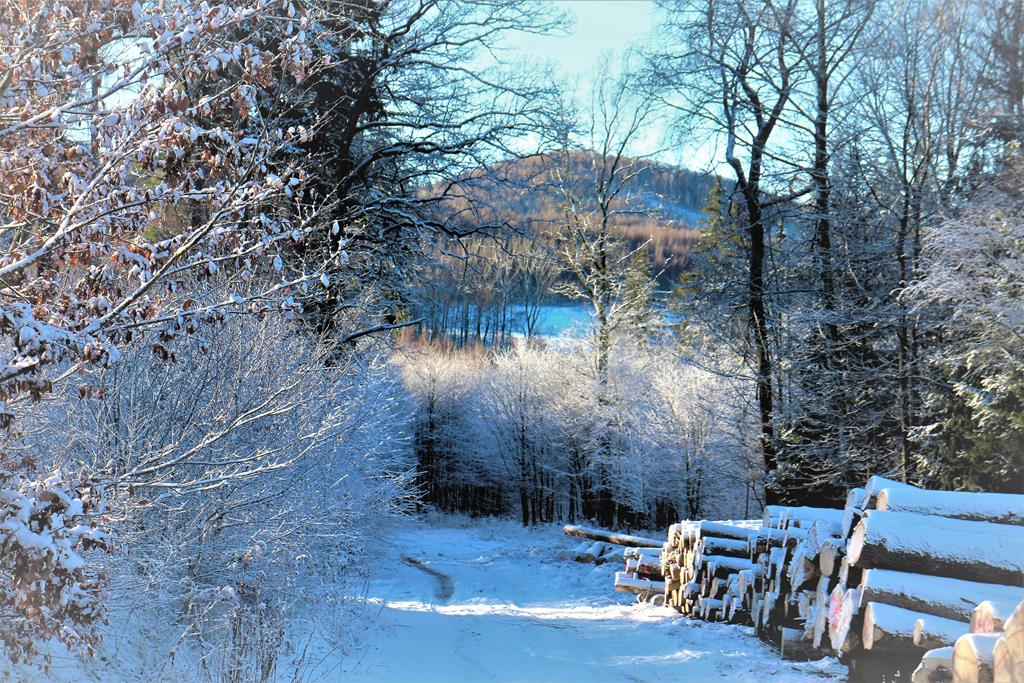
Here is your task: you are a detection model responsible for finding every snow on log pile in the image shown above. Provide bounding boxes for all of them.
[826,477,1024,682]
[571,475,1024,681]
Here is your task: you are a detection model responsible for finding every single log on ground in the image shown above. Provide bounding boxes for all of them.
[614,571,666,596]
[952,633,1000,683]
[912,646,954,683]
[567,540,591,561]
[912,613,971,649]
[863,601,931,653]
[565,525,664,547]
[849,515,1024,586]
[859,568,1024,624]
[876,489,1024,527]
[598,544,622,563]
[576,541,607,563]
[994,600,1024,683]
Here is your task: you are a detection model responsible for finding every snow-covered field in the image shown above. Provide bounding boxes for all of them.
[2,515,847,682]
[337,515,846,682]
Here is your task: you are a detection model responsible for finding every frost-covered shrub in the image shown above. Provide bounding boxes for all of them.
[0,470,109,662]
[38,318,414,680]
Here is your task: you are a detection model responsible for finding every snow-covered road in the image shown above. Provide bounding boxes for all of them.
[339,516,846,683]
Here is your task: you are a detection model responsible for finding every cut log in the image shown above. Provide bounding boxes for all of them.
[913,613,971,649]
[819,539,839,578]
[702,554,757,577]
[952,633,999,683]
[839,629,862,657]
[764,505,845,530]
[598,544,622,563]
[827,585,848,650]
[972,600,1023,634]
[994,601,1024,683]
[698,520,759,542]
[876,489,1024,527]
[623,546,664,560]
[753,527,807,554]
[859,568,1024,624]
[811,575,831,647]
[699,596,723,619]
[788,550,820,589]
[614,572,666,596]
[729,597,750,624]
[576,541,606,563]
[859,474,919,509]
[564,525,664,547]
[700,536,750,557]
[848,514,1024,586]
[863,601,931,653]
[843,488,865,539]
[912,646,954,683]
[859,509,1024,539]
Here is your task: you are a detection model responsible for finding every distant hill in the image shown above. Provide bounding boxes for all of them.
[429,152,717,283]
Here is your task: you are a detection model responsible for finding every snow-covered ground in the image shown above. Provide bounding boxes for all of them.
[1,515,847,682]
[337,515,846,682]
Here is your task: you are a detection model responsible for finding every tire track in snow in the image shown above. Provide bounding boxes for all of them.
[402,555,454,601]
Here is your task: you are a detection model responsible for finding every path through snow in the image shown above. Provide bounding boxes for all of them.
[339,516,846,682]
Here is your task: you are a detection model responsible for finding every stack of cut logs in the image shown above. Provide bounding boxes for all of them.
[575,475,1024,682]
[831,477,1024,681]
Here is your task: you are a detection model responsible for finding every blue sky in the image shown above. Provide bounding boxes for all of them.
[494,1,715,172]
[506,1,655,77]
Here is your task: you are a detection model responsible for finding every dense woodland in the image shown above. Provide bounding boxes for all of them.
[0,0,1020,678]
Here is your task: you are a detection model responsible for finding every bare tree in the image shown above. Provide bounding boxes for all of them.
[647,0,804,502]
[553,62,660,525]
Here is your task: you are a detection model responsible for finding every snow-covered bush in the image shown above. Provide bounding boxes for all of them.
[36,318,414,680]
[0,469,109,662]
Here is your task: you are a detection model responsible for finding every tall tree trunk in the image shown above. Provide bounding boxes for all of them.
[744,191,778,502]
[814,0,837,349]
